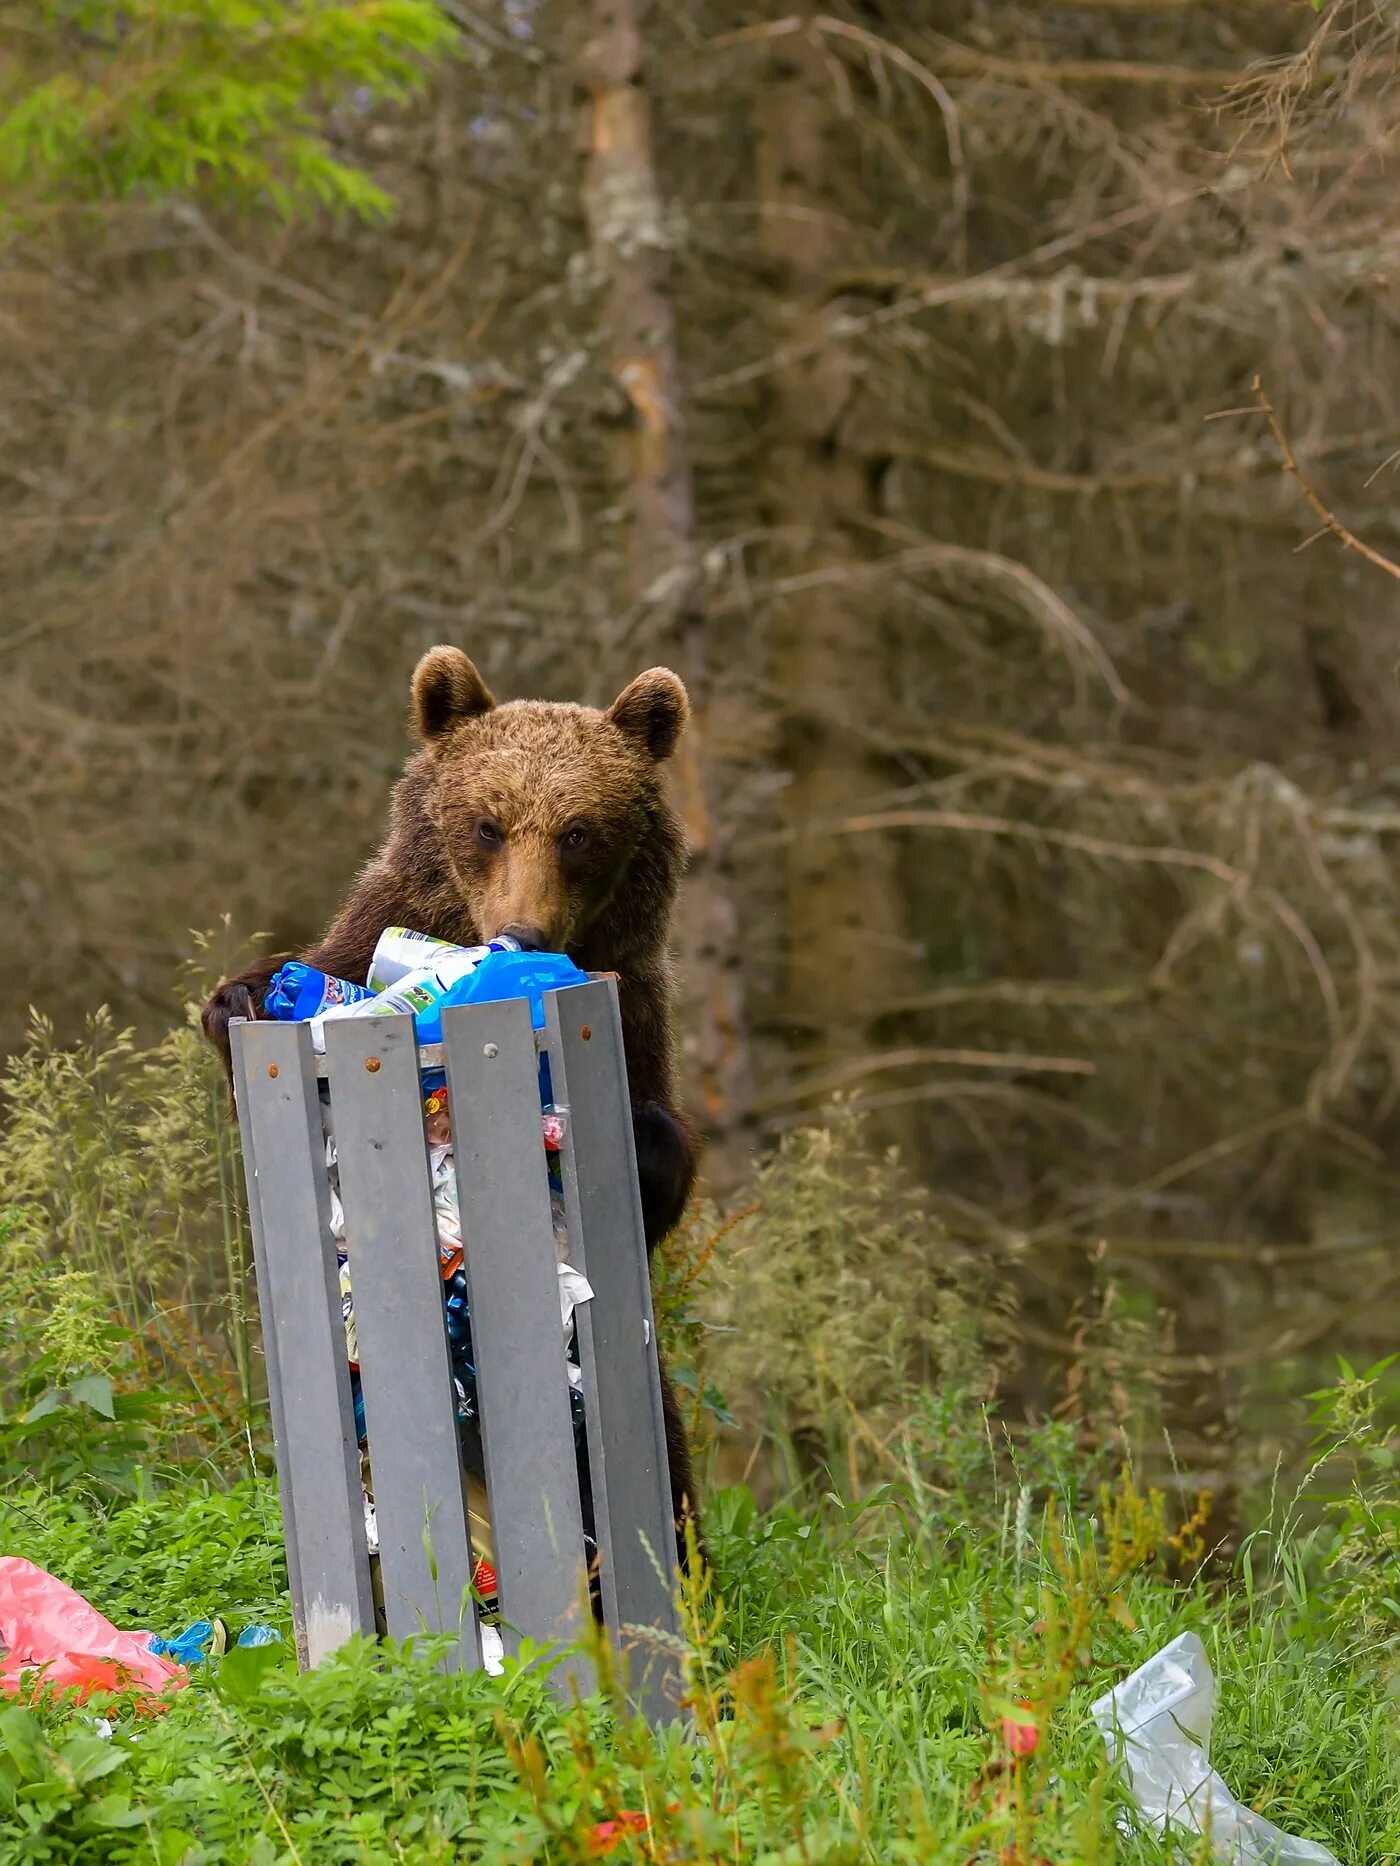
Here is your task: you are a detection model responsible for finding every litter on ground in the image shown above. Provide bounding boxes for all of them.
[1092,1631,1340,1866]
[0,1557,279,1707]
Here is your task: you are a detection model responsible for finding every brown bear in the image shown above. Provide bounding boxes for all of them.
[202,646,701,1554]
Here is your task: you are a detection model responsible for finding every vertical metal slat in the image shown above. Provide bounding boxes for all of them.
[543,979,682,1722]
[441,999,592,1688]
[230,1018,308,1669]
[323,1015,482,1669]
[236,1019,374,1665]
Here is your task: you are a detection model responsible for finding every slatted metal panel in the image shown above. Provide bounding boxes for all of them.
[233,1020,375,1666]
[543,981,682,1721]
[322,1016,481,1669]
[441,999,593,1691]
[231,977,676,1717]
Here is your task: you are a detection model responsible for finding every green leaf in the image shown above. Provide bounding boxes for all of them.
[60,1733,126,1787]
[214,1638,286,1708]
[0,1709,51,1785]
[709,1485,757,1537]
[69,1373,116,1419]
[154,1826,202,1862]
[83,1792,149,1830]
[23,1387,67,1423]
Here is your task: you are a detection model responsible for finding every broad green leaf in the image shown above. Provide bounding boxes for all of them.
[0,1709,51,1785]
[83,1792,149,1829]
[69,1372,116,1419]
[61,1733,127,1787]
[214,1638,286,1708]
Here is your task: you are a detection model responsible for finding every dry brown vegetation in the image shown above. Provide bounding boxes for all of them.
[3,0,1400,1497]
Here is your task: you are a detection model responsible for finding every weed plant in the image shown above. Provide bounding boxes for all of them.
[3,1389,1398,1864]
[0,939,257,1489]
[0,988,1396,1861]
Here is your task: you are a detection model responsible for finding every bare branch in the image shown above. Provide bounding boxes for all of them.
[774,807,1242,888]
[755,1044,1098,1114]
[1252,373,1400,583]
[925,33,1241,91]
[708,14,968,262]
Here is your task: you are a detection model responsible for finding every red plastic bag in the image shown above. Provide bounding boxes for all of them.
[0,1557,186,1705]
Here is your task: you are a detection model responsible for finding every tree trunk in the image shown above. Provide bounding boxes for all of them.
[573,0,753,1182]
[753,26,919,1137]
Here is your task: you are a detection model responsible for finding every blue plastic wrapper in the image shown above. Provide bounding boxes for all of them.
[146,1620,281,1664]
[448,947,588,1030]
[265,961,375,1022]
[442,946,588,1100]
[146,1619,215,1664]
[236,1624,281,1649]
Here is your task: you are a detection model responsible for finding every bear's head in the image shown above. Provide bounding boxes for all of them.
[407,645,689,956]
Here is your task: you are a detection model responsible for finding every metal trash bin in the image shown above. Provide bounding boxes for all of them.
[229,976,680,1720]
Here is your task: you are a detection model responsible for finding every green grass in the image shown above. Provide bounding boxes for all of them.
[0,1013,1393,1861]
[2,1417,1396,1866]
[0,1475,288,1641]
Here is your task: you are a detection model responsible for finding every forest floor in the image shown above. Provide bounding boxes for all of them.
[0,1015,1394,1860]
[3,1389,1396,1866]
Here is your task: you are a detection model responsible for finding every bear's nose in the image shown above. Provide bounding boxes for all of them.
[499,923,550,952]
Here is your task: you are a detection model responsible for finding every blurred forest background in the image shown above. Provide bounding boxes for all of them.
[3,0,1400,1515]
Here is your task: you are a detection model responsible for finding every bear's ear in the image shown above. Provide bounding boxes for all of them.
[606,668,689,762]
[411,646,497,741]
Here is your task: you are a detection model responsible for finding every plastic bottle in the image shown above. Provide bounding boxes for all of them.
[366,927,471,994]
[310,936,522,1048]
[264,962,375,1022]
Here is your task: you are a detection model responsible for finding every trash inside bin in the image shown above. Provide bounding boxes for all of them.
[266,928,598,1616]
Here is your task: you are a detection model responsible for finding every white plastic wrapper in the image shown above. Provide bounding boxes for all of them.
[558,1262,592,1328]
[1091,1632,1340,1866]
[481,1622,505,1676]
[558,1262,594,1389]
[428,1141,462,1263]
[307,998,367,1054]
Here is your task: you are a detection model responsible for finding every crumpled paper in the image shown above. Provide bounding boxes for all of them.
[1091,1631,1339,1866]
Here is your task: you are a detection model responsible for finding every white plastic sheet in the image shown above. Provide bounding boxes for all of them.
[1091,1631,1339,1866]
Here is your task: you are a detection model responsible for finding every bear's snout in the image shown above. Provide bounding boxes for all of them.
[498,922,550,952]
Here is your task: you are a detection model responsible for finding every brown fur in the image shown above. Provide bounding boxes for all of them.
[203,648,703,1560]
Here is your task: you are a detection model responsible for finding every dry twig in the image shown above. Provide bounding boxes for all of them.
[1252,374,1400,583]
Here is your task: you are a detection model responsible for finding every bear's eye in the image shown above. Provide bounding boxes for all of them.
[475,818,504,850]
[560,824,589,853]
